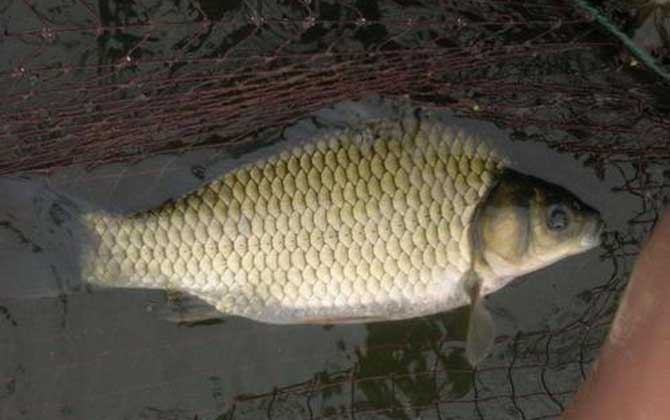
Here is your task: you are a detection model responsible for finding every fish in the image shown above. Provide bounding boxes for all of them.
[78,115,603,365]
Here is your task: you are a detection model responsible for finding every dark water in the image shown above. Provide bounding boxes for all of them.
[0,99,651,420]
[1,1,669,420]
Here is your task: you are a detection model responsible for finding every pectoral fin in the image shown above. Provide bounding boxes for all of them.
[464,272,495,366]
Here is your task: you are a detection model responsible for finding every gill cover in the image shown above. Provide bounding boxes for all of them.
[465,169,603,365]
[473,169,602,288]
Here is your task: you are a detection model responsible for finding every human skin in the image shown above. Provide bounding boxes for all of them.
[561,209,670,420]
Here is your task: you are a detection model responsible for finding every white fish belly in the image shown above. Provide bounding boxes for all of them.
[80,117,503,323]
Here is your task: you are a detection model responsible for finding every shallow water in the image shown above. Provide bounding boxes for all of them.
[0,99,659,420]
[2,0,670,419]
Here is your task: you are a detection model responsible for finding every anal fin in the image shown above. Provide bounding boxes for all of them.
[160,290,225,325]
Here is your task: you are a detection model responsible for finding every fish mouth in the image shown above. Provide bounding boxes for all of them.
[581,217,605,248]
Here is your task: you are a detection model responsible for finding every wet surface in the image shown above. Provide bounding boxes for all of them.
[0,99,658,420]
[1,1,670,419]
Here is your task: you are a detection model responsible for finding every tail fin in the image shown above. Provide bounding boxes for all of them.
[0,176,86,299]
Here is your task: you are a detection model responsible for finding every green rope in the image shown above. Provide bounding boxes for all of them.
[574,0,670,82]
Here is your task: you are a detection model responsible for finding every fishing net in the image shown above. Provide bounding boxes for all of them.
[1,0,669,419]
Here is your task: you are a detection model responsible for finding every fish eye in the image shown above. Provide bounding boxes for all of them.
[547,204,570,231]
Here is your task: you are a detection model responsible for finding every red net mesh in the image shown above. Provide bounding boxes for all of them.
[3,0,669,176]
[1,0,669,419]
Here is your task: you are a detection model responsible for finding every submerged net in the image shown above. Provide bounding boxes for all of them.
[3,0,670,176]
[1,0,669,419]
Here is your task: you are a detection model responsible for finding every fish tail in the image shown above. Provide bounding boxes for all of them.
[0,176,86,299]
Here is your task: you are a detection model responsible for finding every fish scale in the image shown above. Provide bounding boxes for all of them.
[80,117,504,323]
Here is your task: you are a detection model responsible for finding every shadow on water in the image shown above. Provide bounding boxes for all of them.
[207,311,474,420]
[354,314,474,419]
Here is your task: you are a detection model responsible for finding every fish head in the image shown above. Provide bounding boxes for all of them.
[474,169,604,284]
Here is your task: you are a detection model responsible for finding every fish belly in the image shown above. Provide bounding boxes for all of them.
[81,117,503,323]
